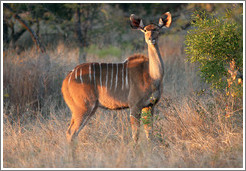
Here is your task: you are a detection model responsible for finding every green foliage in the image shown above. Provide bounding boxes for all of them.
[140,108,152,125]
[86,44,122,58]
[185,9,243,93]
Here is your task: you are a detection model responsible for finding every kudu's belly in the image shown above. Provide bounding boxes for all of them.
[98,87,129,110]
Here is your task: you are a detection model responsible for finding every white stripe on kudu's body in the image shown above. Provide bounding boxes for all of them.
[93,63,96,89]
[99,63,103,91]
[68,69,74,84]
[62,12,172,144]
[125,62,128,88]
[115,63,118,91]
[122,63,124,90]
[110,64,114,90]
[106,63,108,91]
[89,64,92,82]
[80,68,83,83]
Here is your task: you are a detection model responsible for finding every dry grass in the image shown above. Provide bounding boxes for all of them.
[3,95,243,168]
[2,33,243,168]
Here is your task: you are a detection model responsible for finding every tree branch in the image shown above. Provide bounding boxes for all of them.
[3,3,46,53]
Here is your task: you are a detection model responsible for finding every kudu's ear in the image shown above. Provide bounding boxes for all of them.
[130,14,145,30]
[158,12,172,28]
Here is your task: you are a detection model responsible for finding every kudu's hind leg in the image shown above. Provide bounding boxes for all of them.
[130,107,141,142]
[66,101,98,143]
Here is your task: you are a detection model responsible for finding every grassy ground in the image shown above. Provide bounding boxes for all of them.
[2,33,243,168]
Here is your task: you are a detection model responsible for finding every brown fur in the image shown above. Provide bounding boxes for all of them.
[62,12,172,143]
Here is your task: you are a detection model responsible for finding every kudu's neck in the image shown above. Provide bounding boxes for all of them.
[148,43,164,81]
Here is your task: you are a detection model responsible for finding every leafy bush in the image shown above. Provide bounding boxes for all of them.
[185,9,243,96]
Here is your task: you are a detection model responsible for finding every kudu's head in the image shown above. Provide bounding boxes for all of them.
[130,12,172,45]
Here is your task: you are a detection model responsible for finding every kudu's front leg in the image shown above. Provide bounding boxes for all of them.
[141,106,154,140]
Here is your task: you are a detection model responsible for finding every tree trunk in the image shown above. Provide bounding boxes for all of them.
[75,5,87,63]
[3,18,9,47]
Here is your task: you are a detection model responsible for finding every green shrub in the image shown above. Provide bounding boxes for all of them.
[185,9,243,96]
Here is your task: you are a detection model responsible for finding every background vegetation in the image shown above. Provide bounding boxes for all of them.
[2,3,243,168]
[185,9,243,94]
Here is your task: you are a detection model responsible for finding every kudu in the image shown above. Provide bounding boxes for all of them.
[61,12,172,143]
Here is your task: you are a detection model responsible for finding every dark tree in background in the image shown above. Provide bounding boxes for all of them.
[3,3,186,57]
[71,3,102,62]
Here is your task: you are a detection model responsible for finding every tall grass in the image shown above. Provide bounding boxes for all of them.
[3,95,243,168]
[2,33,243,168]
